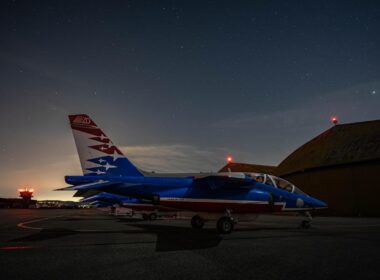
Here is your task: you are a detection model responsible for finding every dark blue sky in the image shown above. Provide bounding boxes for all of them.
[0,0,379,199]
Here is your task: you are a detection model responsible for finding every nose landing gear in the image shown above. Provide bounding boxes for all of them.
[300,211,313,229]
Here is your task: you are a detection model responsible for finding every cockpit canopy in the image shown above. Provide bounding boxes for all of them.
[250,173,307,195]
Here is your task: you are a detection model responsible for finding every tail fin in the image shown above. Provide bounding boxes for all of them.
[69,114,143,177]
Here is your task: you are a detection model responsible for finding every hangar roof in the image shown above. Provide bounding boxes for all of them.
[275,120,380,176]
[219,162,276,174]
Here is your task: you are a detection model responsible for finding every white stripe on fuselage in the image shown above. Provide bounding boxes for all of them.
[122,199,320,212]
[160,197,285,205]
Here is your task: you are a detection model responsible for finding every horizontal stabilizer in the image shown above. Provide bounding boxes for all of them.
[74,189,100,197]
[55,185,78,191]
[80,192,126,204]
[71,180,121,191]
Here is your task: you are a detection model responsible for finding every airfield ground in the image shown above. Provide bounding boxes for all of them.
[0,209,379,280]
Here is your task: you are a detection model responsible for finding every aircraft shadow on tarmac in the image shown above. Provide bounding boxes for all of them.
[9,219,326,252]
[9,224,222,251]
[132,223,223,251]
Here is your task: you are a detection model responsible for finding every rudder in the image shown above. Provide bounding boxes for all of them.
[69,114,143,177]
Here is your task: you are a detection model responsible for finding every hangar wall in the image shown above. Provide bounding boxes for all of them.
[280,160,380,216]
[220,120,380,216]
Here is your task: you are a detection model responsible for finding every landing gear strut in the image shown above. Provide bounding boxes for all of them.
[300,211,313,229]
[191,215,205,229]
[216,209,236,234]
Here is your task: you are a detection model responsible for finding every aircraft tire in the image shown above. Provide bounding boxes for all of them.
[301,220,311,229]
[149,213,158,220]
[217,217,234,234]
[191,215,204,229]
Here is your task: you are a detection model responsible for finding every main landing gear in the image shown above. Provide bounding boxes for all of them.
[300,211,313,229]
[190,210,237,234]
[217,216,235,234]
[216,209,236,234]
[142,212,158,220]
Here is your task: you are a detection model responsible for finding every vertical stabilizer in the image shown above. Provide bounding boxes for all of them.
[69,114,143,177]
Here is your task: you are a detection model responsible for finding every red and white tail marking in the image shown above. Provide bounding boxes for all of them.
[69,114,124,175]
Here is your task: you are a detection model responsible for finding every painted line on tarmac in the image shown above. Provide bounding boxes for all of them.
[17,216,141,233]
[17,216,65,230]
[321,224,380,228]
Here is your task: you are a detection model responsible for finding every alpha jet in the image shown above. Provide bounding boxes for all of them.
[58,114,327,234]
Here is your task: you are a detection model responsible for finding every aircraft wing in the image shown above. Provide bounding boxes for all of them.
[80,193,123,204]
[73,189,102,197]
[55,180,121,191]
[194,175,254,190]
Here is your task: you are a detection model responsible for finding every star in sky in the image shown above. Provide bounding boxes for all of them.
[0,0,379,200]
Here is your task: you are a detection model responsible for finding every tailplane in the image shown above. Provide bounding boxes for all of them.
[69,114,143,177]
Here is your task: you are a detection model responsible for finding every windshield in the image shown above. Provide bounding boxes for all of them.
[251,173,265,183]
[251,173,307,195]
[292,186,308,196]
[272,176,294,193]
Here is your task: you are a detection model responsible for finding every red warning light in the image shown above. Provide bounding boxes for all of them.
[331,116,338,125]
[227,156,233,163]
[18,187,34,196]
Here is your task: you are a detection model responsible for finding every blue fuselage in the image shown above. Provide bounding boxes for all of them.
[67,175,327,214]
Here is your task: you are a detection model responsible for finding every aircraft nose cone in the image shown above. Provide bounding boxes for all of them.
[312,198,328,209]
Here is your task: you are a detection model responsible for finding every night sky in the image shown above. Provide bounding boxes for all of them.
[0,0,379,200]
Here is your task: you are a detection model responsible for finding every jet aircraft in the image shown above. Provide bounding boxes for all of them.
[58,114,327,234]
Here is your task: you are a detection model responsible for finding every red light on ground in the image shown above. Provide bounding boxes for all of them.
[0,245,34,250]
[227,156,233,163]
[331,116,338,125]
[18,189,25,192]
[29,189,34,193]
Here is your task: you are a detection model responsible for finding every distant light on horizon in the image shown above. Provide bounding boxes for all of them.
[18,187,34,194]
[331,116,339,125]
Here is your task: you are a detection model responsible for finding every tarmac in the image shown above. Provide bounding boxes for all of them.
[0,209,380,280]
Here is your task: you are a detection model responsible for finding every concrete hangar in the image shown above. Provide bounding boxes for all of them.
[220,120,380,216]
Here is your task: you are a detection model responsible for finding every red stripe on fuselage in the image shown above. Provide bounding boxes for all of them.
[159,200,283,213]
[122,204,175,212]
